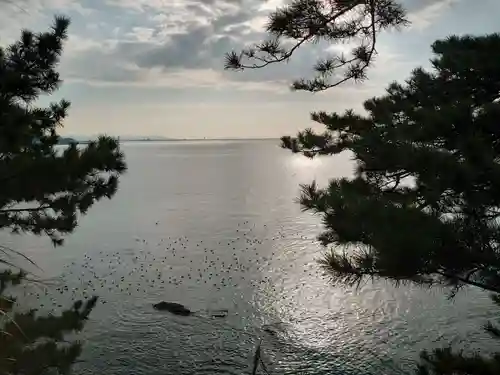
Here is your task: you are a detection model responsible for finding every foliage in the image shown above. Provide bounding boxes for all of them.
[224,0,408,92]
[280,33,500,374]
[0,16,126,374]
[1,269,98,375]
[415,291,500,374]
[0,16,126,246]
[280,34,500,293]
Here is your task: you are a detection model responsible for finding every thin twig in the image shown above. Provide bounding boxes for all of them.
[251,339,262,375]
[0,309,28,340]
[0,244,43,271]
[259,356,271,375]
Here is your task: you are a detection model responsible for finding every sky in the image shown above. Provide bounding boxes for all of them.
[0,0,498,139]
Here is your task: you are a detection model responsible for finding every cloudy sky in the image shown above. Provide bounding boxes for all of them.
[0,0,498,138]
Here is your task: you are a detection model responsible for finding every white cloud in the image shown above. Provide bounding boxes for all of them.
[60,1,94,15]
[65,64,289,92]
[126,27,156,42]
[0,0,94,43]
[104,0,154,12]
[65,34,104,52]
[407,0,460,31]
[242,15,267,33]
[257,0,285,12]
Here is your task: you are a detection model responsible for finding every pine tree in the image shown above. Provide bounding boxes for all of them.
[224,0,408,92]
[286,34,500,374]
[280,33,500,296]
[0,17,126,374]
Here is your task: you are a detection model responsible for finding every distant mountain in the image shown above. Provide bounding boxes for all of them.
[57,137,78,145]
[57,136,278,143]
[117,136,179,142]
[60,135,178,143]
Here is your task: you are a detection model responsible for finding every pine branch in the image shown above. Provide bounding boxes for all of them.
[225,0,408,92]
[0,205,50,213]
[435,270,500,294]
[225,1,360,69]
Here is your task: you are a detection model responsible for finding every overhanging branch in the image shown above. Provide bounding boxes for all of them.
[0,205,50,214]
[435,270,500,294]
[225,1,361,70]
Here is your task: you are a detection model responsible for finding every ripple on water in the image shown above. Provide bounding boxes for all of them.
[6,142,499,375]
[10,216,497,375]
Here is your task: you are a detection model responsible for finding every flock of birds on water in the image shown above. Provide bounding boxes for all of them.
[16,220,326,314]
[9,221,411,375]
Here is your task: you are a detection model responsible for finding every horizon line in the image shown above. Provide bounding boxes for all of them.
[62,136,281,141]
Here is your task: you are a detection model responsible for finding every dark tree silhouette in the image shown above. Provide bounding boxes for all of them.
[224,0,408,92]
[283,34,500,295]
[283,34,500,374]
[0,16,126,374]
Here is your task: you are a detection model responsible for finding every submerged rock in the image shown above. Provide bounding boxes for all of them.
[262,325,279,338]
[153,301,192,316]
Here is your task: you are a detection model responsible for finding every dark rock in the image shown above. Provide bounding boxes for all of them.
[211,309,228,318]
[153,301,192,316]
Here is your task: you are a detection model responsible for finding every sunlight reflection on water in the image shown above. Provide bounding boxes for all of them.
[4,141,497,375]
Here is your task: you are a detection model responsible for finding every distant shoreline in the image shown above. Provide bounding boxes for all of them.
[59,137,279,145]
[119,138,279,142]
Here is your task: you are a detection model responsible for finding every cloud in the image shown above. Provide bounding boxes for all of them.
[0,0,94,43]
[49,0,290,90]
[1,0,93,16]
[78,0,432,90]
[59,22,325,91]
[0,0,465,93]
[2,0,499,140]
[406,0,460,30]
[105,0,246,15]
[58,23,290,92]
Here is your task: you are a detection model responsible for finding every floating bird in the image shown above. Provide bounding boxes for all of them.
[16,220,323,316]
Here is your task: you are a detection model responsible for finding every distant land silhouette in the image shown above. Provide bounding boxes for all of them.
[58,136,277,144]
[58,136,173,144]
[57,137,79,145]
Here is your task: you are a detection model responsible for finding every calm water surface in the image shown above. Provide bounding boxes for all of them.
[5,140,498,374]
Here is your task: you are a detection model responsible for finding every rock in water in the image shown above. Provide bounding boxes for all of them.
[153,301,192,316]
[211,309,228,318]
